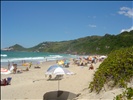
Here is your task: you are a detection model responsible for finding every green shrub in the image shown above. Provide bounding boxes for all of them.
[114,87,133,100]
[89,46,133,93]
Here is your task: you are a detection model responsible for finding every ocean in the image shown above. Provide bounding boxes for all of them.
[1,51,77,67]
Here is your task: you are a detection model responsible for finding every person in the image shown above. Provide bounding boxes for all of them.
[8,61,10,70]
[16,68,23,73]
[26,66,29,71]
[9,64,14,73]
[89,63,94,70]
[49,75,52,79]
[13,64,17,74]
[56,60,58,63]
[1,78,7,86]
[29,62,32,68]
[1,77,12,86]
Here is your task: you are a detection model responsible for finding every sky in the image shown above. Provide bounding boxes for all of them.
[1,1,133,48]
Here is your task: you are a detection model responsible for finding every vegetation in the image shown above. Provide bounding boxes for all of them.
[89,46,133,93]
[9,44,26,51]
[114,87,133,100]
[7,30,133,55]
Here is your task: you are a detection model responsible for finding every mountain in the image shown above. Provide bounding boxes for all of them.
[2,44,27,51]
[4,30,133,55]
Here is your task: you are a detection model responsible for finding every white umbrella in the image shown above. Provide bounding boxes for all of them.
[45,65,74,90]
[45,67,72,75]
[99,55,107,59]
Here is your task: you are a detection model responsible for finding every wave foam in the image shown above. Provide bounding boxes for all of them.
[1,54,7,57]
[1,55,63,63]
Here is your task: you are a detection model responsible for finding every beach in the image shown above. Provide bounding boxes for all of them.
[1,60,125,100]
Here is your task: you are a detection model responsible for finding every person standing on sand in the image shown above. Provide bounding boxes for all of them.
[13,64,17,74]
[8,61,10,70]
[29,62,32,68]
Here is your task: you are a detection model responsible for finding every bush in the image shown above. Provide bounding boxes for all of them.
[114,87,133,100]
[89,46,133,93]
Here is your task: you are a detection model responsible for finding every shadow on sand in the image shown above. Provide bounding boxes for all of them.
[43,90,81,100]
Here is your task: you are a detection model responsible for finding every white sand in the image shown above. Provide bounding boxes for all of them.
[1,61,126,100]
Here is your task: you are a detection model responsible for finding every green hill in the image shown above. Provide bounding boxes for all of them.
[7,30,133,55]
[9,44,27,51]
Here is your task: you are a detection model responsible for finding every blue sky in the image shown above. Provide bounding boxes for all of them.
[1,1,133,48]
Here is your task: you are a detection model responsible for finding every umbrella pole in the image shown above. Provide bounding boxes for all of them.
[58,80,60,91]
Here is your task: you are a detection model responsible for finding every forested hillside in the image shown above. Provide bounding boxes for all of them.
[7,30,133,55]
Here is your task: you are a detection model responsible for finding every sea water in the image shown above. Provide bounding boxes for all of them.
[1,51,78,67]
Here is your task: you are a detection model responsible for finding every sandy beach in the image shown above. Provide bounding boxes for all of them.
[1,60,126,100]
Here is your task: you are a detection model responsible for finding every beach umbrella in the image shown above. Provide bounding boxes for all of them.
[46,64,63,73]
[58,60,64,65]
[45,64,73,90]
[1,68,11,74]
[22,63,30,66]
[45,64,72,75]
[99,55,107,59]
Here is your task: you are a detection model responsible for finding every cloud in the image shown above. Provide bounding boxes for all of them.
[88,24,97,28]
[118,7,133,18]
[120,26,133,33]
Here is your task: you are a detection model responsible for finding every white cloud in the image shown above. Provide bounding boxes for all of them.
[118,7,133,18]
[120,26,133,33]
[88,24,96,28]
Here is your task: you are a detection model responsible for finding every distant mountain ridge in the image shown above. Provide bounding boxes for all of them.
[3,30,133,55]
